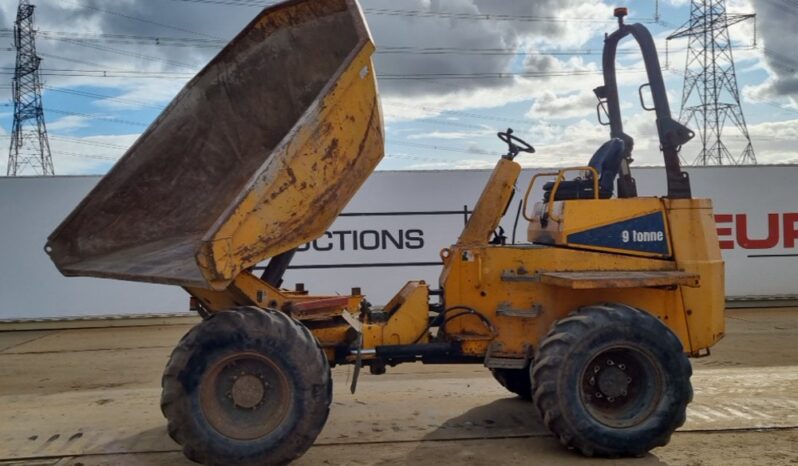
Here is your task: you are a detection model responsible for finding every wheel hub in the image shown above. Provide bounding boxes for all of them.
[199,351,292,440]
[580,346,663,428]
[595,363,630,400]
[231,374,266,409]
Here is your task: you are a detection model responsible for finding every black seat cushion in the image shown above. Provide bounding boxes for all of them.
[542,138,625,202]
[542,179,613,202]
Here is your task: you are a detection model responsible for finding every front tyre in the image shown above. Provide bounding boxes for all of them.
[531,304,692,457]
[161,307,332,466]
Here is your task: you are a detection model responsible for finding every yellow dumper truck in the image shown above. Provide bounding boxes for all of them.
[47,1,724,464]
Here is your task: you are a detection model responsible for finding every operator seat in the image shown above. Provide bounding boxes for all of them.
[542,138,625,202]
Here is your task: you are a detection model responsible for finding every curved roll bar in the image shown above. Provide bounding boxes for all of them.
[596,9,694,199]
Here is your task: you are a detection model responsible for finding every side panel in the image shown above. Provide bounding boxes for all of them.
[361,281,430,348]
[665,198,726,351]
[528,198,672,258]
[441,246,692,357]
[566,211,670,256]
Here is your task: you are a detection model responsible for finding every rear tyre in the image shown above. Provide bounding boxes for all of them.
[491,367,533,400]
[161,307,332,466]
[531,303,692,457]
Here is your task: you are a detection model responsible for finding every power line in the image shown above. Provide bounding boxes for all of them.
[0,29,226,48]
[48,135,131,150]
[0,133,133,150]
[165,0,655,24]
[0,66,652,81]
[42,86,166,110]
[378,68,646,81]
[44,37,200,70]
[365,8,652,24]
[51,150,119,161]
[0,28,700,58]
[0,68,196,79]
[44,108,150,127]
[37,51,129,71]
[58,0,223,39]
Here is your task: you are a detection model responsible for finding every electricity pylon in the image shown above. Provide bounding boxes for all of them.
[7,0,54,176]
[667,0,756,165]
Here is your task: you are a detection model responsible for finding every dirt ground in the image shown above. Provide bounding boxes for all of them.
[1,307,797,466]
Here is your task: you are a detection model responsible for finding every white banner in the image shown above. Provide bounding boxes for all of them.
[1,165,796,319]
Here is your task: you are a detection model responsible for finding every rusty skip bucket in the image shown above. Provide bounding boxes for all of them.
[46,0,384,290]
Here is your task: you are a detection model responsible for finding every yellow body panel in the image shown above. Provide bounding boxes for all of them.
[458,159,521,245]
[664,198,726,351]
[440,245,694,356]
[202,44,384,289]
[361,282,430,349]
[528,198,673,258]
[188,270,360,313]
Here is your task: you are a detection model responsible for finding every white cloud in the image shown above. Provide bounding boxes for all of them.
[407,131,475,140]
[1,0,794,175]
[46,115,92,131]
[526,90,597,120]
[404,158,497,170]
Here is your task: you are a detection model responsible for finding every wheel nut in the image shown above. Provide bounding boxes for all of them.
[621,390,628,397]
[595,392,603,398]
[618,364,626,371]
[607,396,615,403]
[627,377,632,383]
[606,359,614,366]
[589,377,595,386]
[594,365,601,373]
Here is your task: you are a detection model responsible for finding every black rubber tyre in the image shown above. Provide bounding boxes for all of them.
[161,307,332,466]
[491,367,533,400]
[531,303,692,457]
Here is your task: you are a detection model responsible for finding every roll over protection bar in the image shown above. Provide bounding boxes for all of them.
[595,9,694,199]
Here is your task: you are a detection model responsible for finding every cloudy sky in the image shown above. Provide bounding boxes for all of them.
[0,0,796,175]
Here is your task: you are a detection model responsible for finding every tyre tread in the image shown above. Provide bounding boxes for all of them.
[530,303,692,457]
[160,307,331,466]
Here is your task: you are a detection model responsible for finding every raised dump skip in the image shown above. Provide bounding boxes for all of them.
[46,0,384,290]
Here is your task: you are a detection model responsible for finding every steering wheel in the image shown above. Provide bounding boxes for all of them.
[497,128,535,160]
